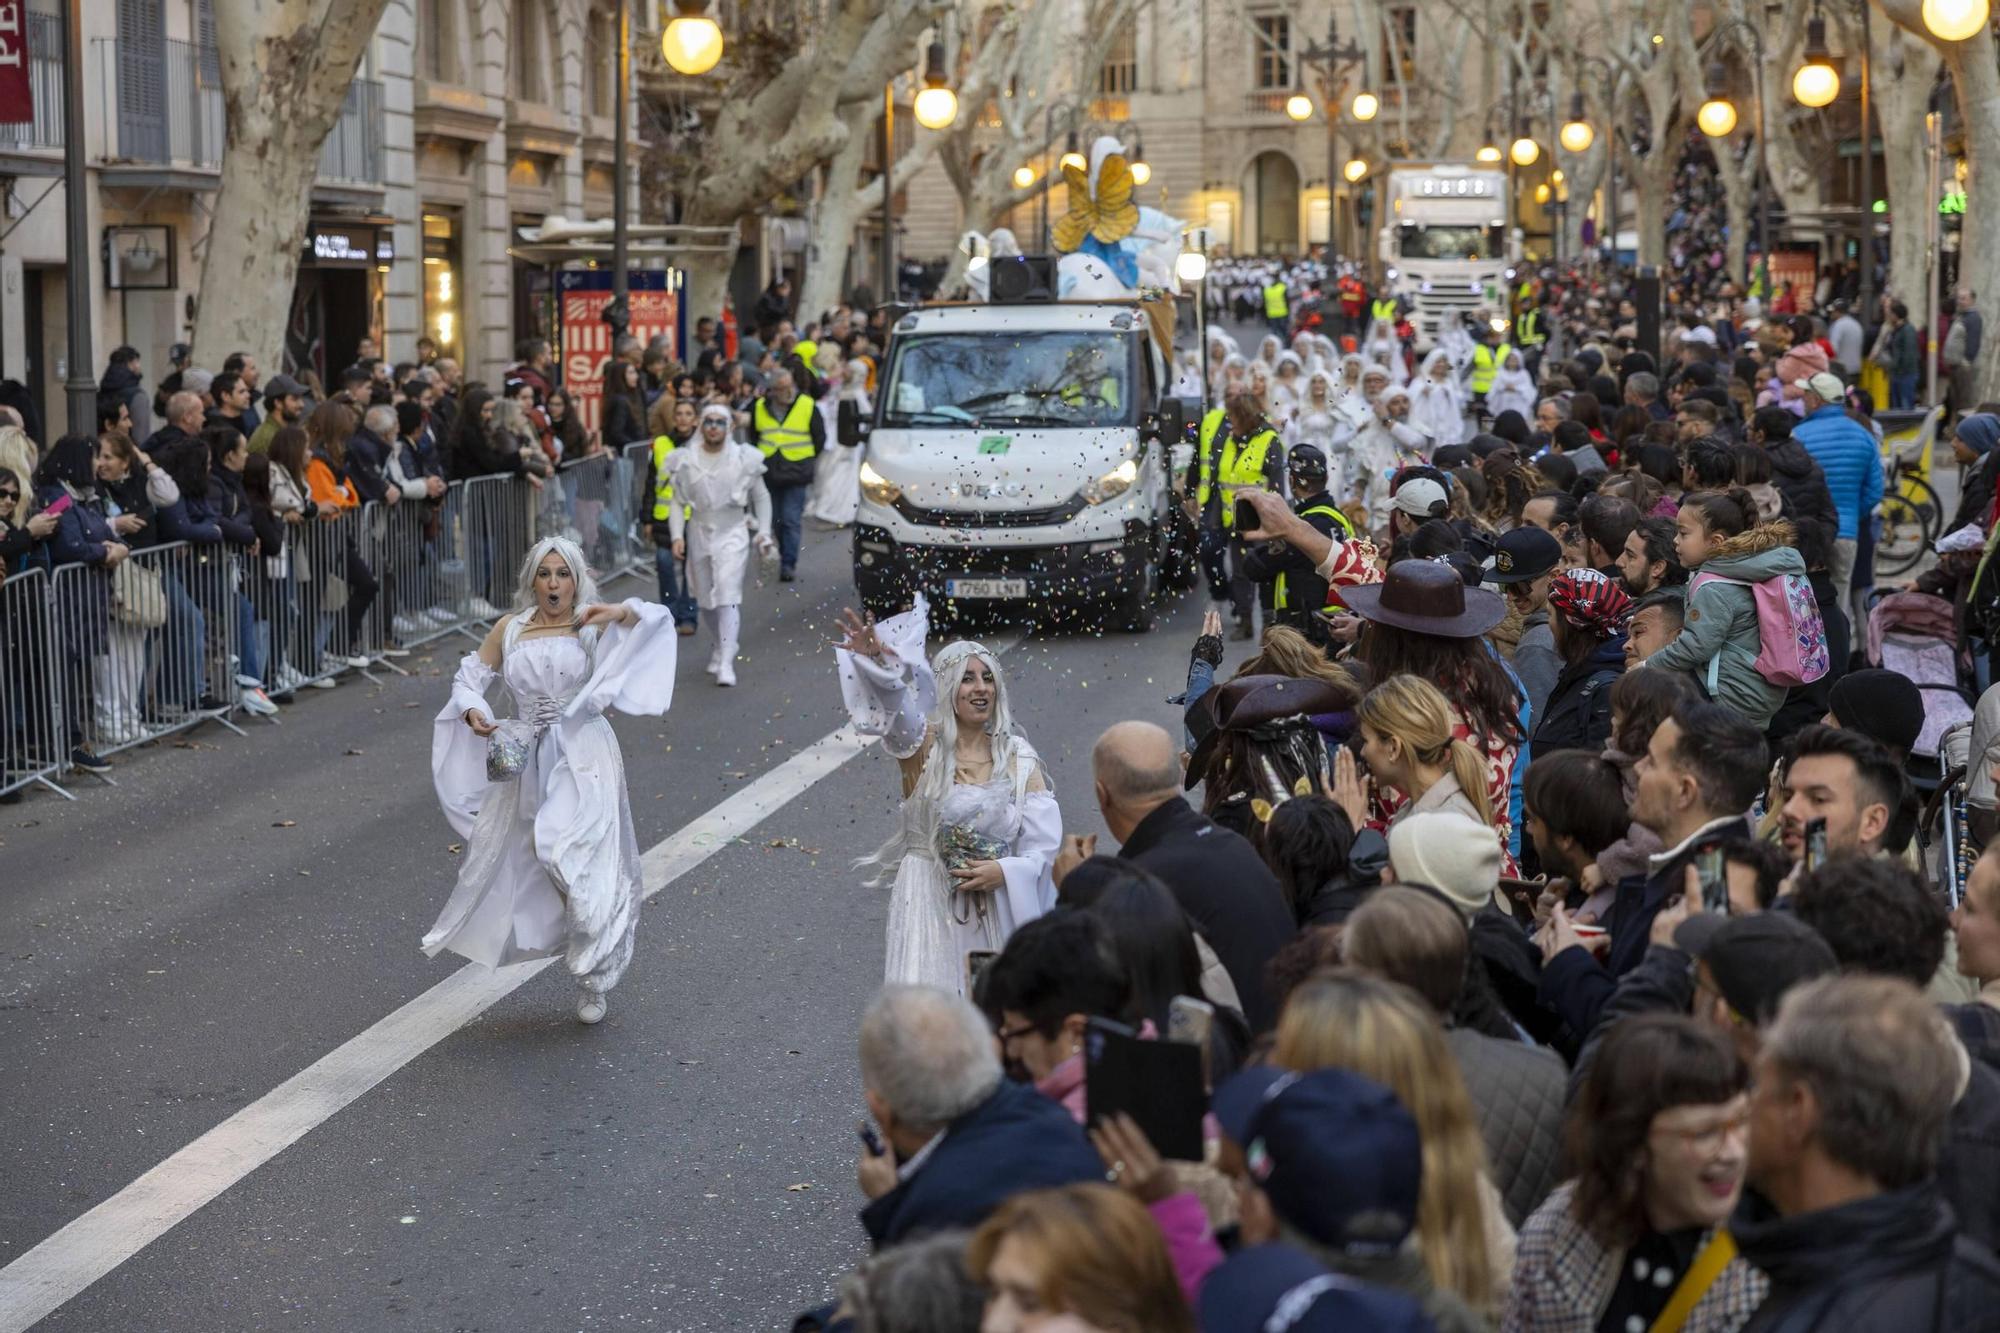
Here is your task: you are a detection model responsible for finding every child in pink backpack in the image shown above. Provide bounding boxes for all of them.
[1640,488,1809,729]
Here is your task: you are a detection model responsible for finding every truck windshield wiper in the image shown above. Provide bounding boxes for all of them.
[979,413,1076,427]
[953,391,1054,410]
[883,407,976,425]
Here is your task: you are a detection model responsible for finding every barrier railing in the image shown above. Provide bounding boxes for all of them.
[3,471,667,799]
[1,568,68,800]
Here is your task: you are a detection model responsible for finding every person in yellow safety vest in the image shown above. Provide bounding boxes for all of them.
[1263,276,1291,339]
[747,367,824,581]
[1243,444,1355,639]
[1514,300,1548,378]
[637,398,701,633]
[1469,325,1513,400]
[1200,393,1286,638]
[1370,295,1399,327]
[1056,345,1121,415]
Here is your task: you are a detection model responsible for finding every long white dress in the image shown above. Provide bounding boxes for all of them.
[837,600,1060,995]
[807,390,867,526]
[424,600,676,993]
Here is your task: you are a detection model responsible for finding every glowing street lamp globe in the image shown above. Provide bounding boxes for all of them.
[1924,0,1990,41]
[1175,248,1208,282]
[1351,92,1380,122]
[1130,159,1152,185]
[661,5,724,75]
[1697,97,1738,138]
[1476,141,1503,164]
[1286,93,1315,121]
[1343,158,1369,182]
[1560,118,1594,153]
[1013,165,1036,189]
[913,84,958,130]
[1793,60,1839,107]
[1510,136,1540,167]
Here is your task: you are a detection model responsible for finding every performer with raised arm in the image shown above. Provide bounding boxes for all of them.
[668,402,774,687]
[832,598,1060,993]
[425,535,677,1024]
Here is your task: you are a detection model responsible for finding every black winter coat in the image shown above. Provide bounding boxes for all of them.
[1119,797,1298,1032]
[1528,637,1624,755]
[1764,438,1839,534]
[1735,1184,2000,1333]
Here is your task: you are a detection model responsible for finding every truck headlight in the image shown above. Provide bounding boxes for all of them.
[858,460,901,505]
[1083,458,1139,504]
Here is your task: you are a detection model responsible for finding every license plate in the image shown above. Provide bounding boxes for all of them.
[945,577,1028,599]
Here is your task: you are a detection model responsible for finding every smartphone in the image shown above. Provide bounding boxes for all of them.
[1499,875,1546,923]
[1804,817,1828,874]
[964,949,998,998]
[858,1121,884,1156]
[1169,995,1217,1091]
[41,492,73,519]
[1234,496,1260,532]
[1084,1016,1206,1160]
[1696,845,1730,915]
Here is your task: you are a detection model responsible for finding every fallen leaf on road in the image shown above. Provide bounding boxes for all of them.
[785,1183,811,1192]
[730,771,748,779]
[446,843,463,855]
[345,748,364,756]
[272,820,296,828]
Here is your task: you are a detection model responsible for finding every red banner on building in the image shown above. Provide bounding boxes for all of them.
[0,0,35,125]
[558,271,680,442]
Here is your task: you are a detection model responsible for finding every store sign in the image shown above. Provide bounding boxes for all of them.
[559,270,681,439]
[1768,248,1819,302]
[0,0,32,126]
[306,226,377,268]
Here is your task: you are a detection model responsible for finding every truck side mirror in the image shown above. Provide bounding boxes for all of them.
[837,398,866,448]
[1154,397,1188,446]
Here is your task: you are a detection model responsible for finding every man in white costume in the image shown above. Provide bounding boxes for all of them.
[667,403,774,687]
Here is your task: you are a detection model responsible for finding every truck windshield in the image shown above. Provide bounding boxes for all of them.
[880,331,1134,428]
[1397,224,1504,261]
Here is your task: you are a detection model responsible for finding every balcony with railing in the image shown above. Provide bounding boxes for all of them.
[92,36,383,187]
[0,9,66,166]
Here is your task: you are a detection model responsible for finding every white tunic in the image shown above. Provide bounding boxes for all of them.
[666,441,773,609]
[807,393,867,526]
[836,599,1060,995]
[425,600,677,993]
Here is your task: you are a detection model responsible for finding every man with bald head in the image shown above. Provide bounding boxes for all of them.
[1089,720,1296,1030]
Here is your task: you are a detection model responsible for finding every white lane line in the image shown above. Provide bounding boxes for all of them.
[0,721,879,1332]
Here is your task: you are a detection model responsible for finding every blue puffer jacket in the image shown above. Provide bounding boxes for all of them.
[1792,404,1883,540]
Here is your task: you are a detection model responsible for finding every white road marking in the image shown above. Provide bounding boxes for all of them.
[0,721,880,1331]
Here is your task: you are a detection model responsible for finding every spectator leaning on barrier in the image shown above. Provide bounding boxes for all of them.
[98,346,152,447]
[248,374,309,456]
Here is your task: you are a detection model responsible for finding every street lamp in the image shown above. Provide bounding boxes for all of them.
[1286,93,1315,121]
[1559,92,1594,153]
[1013,165,1036,190]
[1510,135,1540,166]
[1697,63,1739,137]
[1476,139,1504,164]
[1792,18,1839,107]
[1343,157,1369,182]
[1294,14,1367,260]
[1178,228,1211,418]
[661,0,724,75]
[1351,91,1380,122]
[912,42,958,130]
[1059,132,1086,172]
[1923,0,1990,41]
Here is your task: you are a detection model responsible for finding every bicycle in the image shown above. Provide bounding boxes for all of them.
[1874,454,1943,577]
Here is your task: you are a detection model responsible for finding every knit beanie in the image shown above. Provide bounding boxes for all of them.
[1958,414,2000,458]
[1386,811,1502,919]
[1828,669,1925,756]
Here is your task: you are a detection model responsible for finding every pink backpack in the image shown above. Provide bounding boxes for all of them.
[1690,570,1830,688]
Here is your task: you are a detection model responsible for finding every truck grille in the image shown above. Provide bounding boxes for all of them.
[893,496,1086,529]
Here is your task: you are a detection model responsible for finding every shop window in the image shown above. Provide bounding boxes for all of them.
[422,212,462,359]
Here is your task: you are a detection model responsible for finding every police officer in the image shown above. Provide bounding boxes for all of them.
[1515,294,1549,379]
[638,397,701,634]
[1244,443,1353,642]
[1195,390,1285,639]
[1262,272,1291,340]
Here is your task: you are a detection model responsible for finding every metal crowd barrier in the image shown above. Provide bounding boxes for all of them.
[1,567,67,800]
[3,471,668,800]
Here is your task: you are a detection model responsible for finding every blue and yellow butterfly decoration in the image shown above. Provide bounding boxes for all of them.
[1052,138,1141,287]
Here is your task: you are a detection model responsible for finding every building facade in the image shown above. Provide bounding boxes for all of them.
[0,0,642,435]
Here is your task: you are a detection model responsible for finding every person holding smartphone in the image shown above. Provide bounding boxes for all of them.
[33,436,131,773]
[1193,390,1284,641]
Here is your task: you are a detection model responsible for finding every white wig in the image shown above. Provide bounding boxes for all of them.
[512,535,602,618]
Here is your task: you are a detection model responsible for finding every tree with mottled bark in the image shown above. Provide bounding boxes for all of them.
[189,0,394,370]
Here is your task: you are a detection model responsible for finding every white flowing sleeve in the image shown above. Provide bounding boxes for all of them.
[836,593,934,759]
[997,788,1061,927]
[433,653,499,839]
[572,598,677,719]
[666,455,688,545]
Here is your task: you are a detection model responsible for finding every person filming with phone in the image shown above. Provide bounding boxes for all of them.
[1194,391,1285,641]
[1776,725,1910,870]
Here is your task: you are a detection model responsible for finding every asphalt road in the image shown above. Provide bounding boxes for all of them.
[0,523,1216,1332]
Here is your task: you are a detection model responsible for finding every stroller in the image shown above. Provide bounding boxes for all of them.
[1866,591,1978,791]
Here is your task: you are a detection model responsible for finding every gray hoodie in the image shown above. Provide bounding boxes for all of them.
[1644,521,1805,728]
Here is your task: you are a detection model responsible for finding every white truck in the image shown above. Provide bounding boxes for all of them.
[1376,163,1520,347]
[839,296,1193,632]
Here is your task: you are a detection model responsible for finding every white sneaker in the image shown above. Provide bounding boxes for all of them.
[392,613,425,637]
[705,649,720,676]
[240,688,279,717]
[423,606,458,626]
[336,653,372,669]
[234,673,265,690]
[305,673,337,690]
[274,666,307,692]
[467,597,504,620]
[576,987,607,1025]
[717,659,737,687]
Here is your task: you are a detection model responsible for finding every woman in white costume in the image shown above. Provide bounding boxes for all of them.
[1293,370,1340,452]
[807,360,870,527]
[1409,348,1469,448]
[1485,349,1538,423]
[427,536,676,1024]
[667,403,774,687]
[832,598,1059,995]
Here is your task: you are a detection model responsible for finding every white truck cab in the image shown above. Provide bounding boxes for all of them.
[842,298,1189,630]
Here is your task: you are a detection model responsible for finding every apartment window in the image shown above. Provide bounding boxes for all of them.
[1252,14,1290,90]
[420,0,458,82]
[1382,5,1417,89]
[512,0,547,103]
[1099,26,1137,95]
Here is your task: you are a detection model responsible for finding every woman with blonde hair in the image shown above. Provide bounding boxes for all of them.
[1334,673,1494,835]
[1275,968,1515,1317]
[966,1183,1195,1333]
